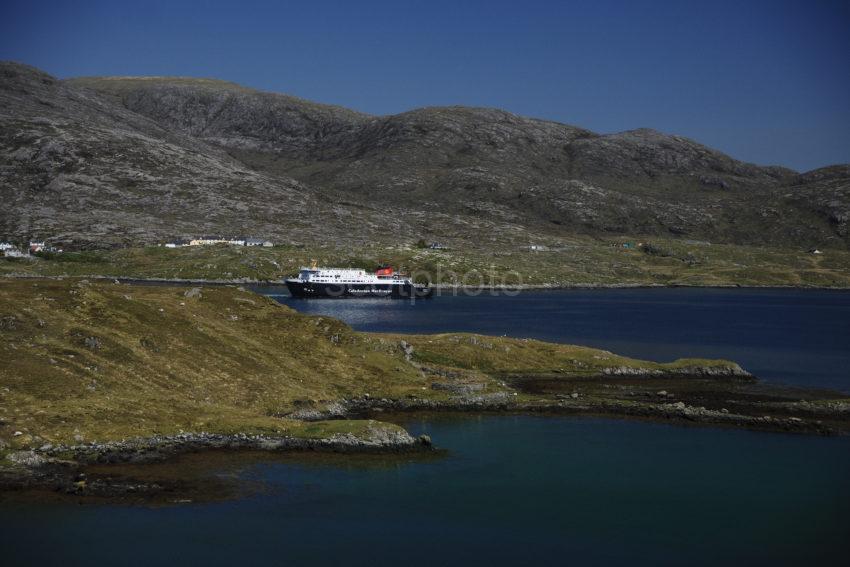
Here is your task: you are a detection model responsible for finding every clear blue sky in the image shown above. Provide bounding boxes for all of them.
[2,0,848,171]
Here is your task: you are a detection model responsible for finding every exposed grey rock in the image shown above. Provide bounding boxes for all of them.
[1,62,847,249]
[184,287,203,299]
[671,364,752,378]
[601,364,751,379]
[7,450,49,468]
[399,340,414,361]
[431,381,484,395]
[602,366,664,376]
[286,401,348,421]
[29,427,421,467]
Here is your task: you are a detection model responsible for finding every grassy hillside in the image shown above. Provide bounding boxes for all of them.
[2,238,850,288]
[0,279,747,452]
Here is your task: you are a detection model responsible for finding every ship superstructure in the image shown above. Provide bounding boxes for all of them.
[285,264,433,298]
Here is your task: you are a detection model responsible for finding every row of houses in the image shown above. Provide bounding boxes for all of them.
[1,240,46,252]
[1,240,61,258]
[164,236,274,248]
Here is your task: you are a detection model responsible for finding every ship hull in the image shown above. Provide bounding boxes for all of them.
[285,280,433,299]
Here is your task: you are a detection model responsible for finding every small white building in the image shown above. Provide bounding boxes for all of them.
[0,242,16,252]
[4,249,29,258]
[29,241,45,253]
[245,238,273,247]
[184,236,272,247]
[189,236,227,246]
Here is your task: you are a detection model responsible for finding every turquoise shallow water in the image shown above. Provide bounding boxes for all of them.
[3,289,850,565]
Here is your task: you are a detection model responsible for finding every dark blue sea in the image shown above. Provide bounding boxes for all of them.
[269,286,850,391]
[3,289,849,566]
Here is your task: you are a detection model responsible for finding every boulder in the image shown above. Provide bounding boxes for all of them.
[399,340,414,361]
[184,287,203,299]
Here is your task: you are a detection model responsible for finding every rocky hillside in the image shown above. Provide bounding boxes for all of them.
[1,61,847,248]
[0,63,414,249]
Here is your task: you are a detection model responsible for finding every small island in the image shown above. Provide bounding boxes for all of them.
[1,279,848,500]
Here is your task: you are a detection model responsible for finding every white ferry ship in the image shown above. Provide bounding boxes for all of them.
[285,263,433,298]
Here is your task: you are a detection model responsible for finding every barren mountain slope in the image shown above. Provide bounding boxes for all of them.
[1,62,846,249]
[0,63,403,247]
[69,73,849,248]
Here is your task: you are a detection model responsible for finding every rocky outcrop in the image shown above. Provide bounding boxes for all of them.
[269,390,840,436]
[5,425,424,471]
[600,364,752,379]
[2,388,843,499]
[285,402,348,421]
[0,425,427,497]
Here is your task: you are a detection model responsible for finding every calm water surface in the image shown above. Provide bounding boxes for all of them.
[265,287,850,392]
[2,289,849,566]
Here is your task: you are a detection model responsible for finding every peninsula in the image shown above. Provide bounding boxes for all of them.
[2,279,848,500]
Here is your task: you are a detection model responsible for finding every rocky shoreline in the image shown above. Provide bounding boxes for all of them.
[1,426,432,499]
[2,278,848,503]
[2,389,846,501]
[292,395,842,436]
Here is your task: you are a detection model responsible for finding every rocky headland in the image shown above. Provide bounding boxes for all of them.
[2,279,848,501]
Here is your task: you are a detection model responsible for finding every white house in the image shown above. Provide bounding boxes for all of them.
[183,236,272,247]
[189,236,227,246]
[0,242,16,252]
[245,238,273,247]
[4,249,29,258]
